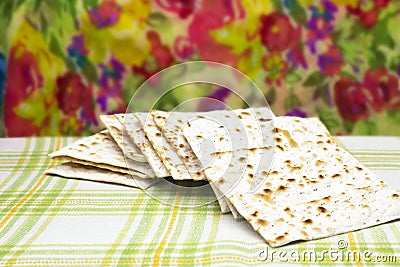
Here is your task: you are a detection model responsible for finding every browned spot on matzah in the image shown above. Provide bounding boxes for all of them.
[277,128,298,147]
[303,219,313,224]
[238,157,246,163]
[275,235,286,242]
[248,173,254,179]
[251,211,258,217]
[155,132,161,137]
[392,194,399,198]
[277,185,287,191]
[287,178,296,182]
[318,206,327,213]
[257,218,268,226]
[331,174,341,179]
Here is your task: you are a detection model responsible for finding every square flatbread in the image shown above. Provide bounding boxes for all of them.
[184,116,400,247]
[135,112,192,180]
[151,109,247,216]
[46,162,160,189]
[116,114,170,178]
[100,114,147,162]
[49,130,155,178]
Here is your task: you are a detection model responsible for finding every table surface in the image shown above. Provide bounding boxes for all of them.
[0,136,399,266]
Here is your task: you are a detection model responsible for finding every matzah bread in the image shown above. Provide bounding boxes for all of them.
[184,116,400,247]
[151,109,243,217]
[135,112,193,180]
[46,162,160,189]
[49,131,155,178]
[51,156,147,177]
[116,114,170,178]
[100,114,147,162]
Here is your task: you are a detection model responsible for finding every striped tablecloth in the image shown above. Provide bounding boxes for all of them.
[0,137,399,266]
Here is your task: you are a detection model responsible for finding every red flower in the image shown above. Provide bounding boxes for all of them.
[334,67,400,123]
[260,12,301,52]
[155,0,195,19]
[334,77,370,123]
[363,67,400,112]
[347,0,390,29]
[318,45,343,77]
[56,72,88,115]
[4,43,43,136]
[132,31,174,79]
[173,36,194,60]
[262,53,289,86]
[89,0,121,28]
[187,0,244,65]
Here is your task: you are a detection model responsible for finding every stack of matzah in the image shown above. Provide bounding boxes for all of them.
[46,108,400,247]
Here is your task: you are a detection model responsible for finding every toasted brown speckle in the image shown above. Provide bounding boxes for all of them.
[247,173,254,179]
[277,185,287,191]
[331,174,341,179]
[251,211,258,217]
[318,206,327,213]
[392,194,399,198]
[246,164,253,169]
[238,157,246,163]
[257,218,268,226]
[303,219,313,224]
[275,235,286,241]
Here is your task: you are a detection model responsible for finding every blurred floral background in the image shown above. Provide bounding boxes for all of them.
[1,0,400,136]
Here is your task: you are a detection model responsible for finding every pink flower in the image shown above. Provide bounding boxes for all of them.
[155,0,195,19]
[173,36,194,60]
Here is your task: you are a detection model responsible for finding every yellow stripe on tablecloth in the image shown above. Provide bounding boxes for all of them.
[347,231,363,267]
[152,194,182,267]
[0,137,61,229]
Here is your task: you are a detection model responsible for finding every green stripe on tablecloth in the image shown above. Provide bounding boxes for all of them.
[6,180,80,262]
[0,137,32,189]
[0,138,51,241]
[100,187,147,265]
[1,137,399,267]
[1,241,398,266]
[0,138,69,261]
